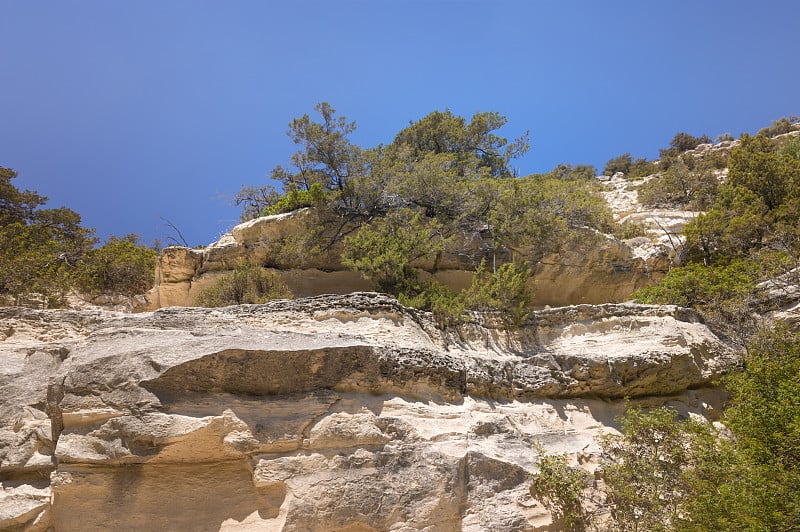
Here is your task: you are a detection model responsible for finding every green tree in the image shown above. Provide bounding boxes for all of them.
[659,132,711,159]
[273,101,360,192]
[603,153,656,178]
[530,442,593,531]
[341,208,448,294]
[757,115,799,138]
[683,184,769,263]
[390,109,529,178]
[463,260,535,327]
[599,406,717,532]
[548,163,597,181]
[682,327,800,531]
[728,133,800,210]
[637,158,718,210]
[0,166,95,306]
[488,174,614,260]
[712,327,800,529]
[78,235,157,296]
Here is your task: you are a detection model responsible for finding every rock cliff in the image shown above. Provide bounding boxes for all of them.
[146,214,668,310]
[0,293,736,530]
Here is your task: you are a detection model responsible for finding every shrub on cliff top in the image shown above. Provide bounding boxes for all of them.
[78,235,157,297]
[196,262,292,307]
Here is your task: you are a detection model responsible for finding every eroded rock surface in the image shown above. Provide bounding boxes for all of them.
[147,207,665,309]
[0,293,736,530]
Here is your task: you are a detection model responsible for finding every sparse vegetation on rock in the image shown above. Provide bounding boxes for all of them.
[196,261,292,306]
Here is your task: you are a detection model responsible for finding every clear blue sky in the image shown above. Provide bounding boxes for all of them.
[2,1,798,246]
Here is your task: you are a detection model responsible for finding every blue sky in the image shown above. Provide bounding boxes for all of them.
[2,1,798,246]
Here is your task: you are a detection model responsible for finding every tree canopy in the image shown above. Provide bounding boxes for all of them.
[235,103,617,322]
[1,166,156,306]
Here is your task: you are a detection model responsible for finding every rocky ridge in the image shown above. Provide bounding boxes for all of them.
[0,293,737,531]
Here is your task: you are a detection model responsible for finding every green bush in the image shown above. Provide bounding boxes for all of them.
[398,280,467,328]
[262,183,328,215]
[599,406,717,532]
[196,262,292,307]
[637,159,719,210]
[400,260,536,329]
[78,235,156,296]
[603,153,658,178]
[341,208,448,294]
[530,441,592,531]
[659,132,711,159]
[757,116,799,138]
[0,166,95,307]
[463,260,535,328]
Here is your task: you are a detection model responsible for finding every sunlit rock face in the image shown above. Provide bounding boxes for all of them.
[146,206,669,309]
[0,293,735,530]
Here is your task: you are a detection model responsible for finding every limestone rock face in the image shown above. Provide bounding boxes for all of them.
[0,294,736,530]
[148,212,666,309]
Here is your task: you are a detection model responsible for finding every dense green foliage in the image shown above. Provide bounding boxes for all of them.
[530,121,800,530]
[659,132,712,160]
[241,103,616,320]
[599,407,718,531]
[534,328,800,531]
[397,260,536,329]
[78,235,157,297]
[757,116,799,138]
[690,327,800,531]
[1,166,157,306]
[196,261,292,307]
[0,167,94,306]
[635,131,800,318]
[529,442,592,530]
[341,209,448,294]
[637,157,719,209]
[603,152,659,178]
[342,211,536,327]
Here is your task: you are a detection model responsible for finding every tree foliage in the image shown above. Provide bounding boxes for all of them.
[341,208,448,294]
[757,115,799,138]
[603,153,658,178]
[599,406,719,532]
[0,166,95,306]
[637,158,718,210]
[1,166,160,306]
[488,174,614,260]
[530,442,593,531]
[390,109,529,178]
[233,104,621,325]
[78,235,157,297]
[659,132,712,160]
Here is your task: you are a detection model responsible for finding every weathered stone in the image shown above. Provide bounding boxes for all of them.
[158,246,202,283]
[0,293,737,530]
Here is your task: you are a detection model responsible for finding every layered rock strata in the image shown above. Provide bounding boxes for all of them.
[0,293,736,530]
[147,210,666,309]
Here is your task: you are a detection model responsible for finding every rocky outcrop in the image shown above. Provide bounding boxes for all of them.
[147,208,666,309]
[600,172,698,271]
[0,294,736,530]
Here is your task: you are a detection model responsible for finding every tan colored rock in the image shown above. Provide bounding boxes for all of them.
[533,233,653,305]
[0,482,52,532]
[231,209,313,245]
[158,246,202,283]
[0,294,737,530]
[279,269,372,298]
